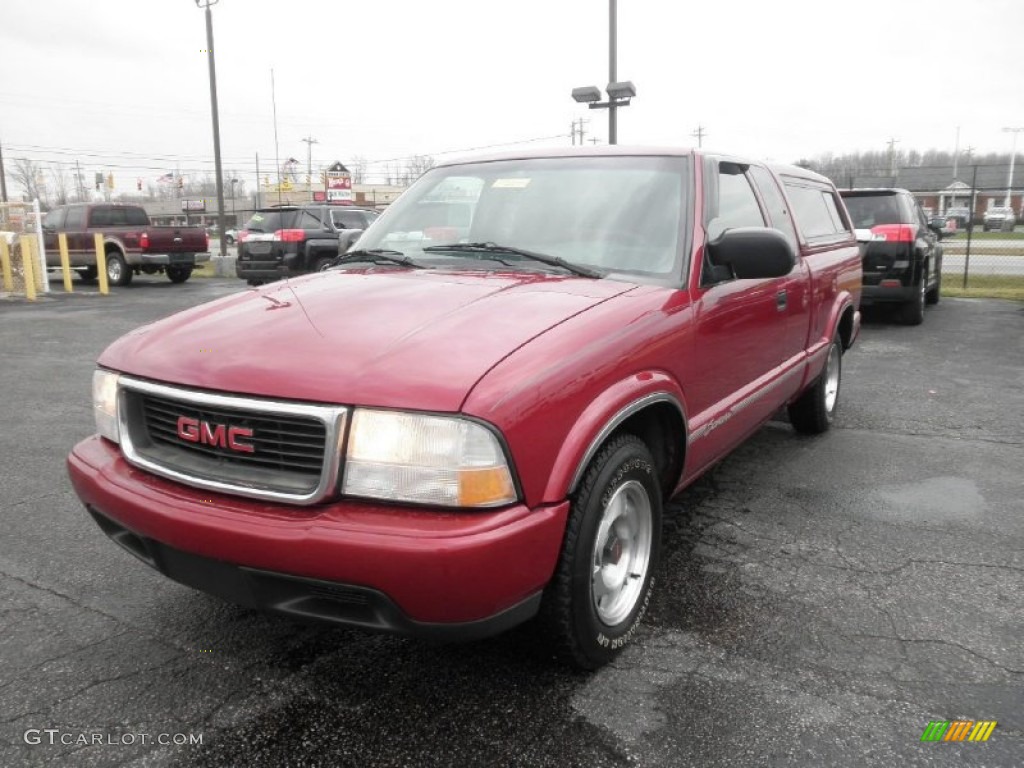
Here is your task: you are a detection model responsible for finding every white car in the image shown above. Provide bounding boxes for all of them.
[983,207,1017,232]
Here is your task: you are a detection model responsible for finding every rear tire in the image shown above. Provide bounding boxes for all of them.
[789,335,842,434]
[539,434,661,669]
[925,269,941,305]
[314,256,334,272]
[105,251,132,286]
[901,268,926,325]
[166,265,193,284]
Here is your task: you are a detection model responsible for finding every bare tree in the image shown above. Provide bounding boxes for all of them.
[11,157,45,202]
[399,155,435,185]
[349,155,368,184]
[49,163,71,205]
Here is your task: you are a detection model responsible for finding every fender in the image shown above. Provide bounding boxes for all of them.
[805,294,858,389]
[541,371,688,503]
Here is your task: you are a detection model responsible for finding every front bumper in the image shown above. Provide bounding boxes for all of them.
[67,436,569,637]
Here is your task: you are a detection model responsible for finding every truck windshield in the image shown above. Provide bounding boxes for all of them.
[355,155,690,282]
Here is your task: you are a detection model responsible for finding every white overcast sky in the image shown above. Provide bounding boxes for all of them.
[1,0,1022,192]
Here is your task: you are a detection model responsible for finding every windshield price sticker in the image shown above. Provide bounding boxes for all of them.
[492,178,531,189]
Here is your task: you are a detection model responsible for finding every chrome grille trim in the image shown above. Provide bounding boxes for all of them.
[117,376,347,505]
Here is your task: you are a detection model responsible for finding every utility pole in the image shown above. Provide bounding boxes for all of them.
[0,139,8,203]
[255,152,261,208]
[74,159,85,202]
[271,69,282,206]
[952,126,960,179]
[886,137,900,177]
[691,125,706,148]
[1002,127,1024,208]
[608,0,618,144]
[196,0,227,259]
[301,135,318,201]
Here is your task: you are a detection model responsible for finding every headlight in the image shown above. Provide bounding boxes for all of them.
[92,369,121,443]
[342,410,516,508]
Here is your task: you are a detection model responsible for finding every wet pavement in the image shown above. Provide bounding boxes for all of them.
[1,280,1022,767]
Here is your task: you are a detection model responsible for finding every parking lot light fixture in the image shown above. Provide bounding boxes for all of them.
[196,0,227,260]
[569,0,634,144]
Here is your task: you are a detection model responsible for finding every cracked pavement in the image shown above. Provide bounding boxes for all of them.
[1,281,1022,766]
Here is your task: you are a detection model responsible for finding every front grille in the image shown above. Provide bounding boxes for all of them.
[118,377,347,504]
[140,393,326,473]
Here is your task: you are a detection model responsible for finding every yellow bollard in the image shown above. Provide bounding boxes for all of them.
[94,233,109,295]
[22,235,38,301]
[58,233,74,293]
[0,237,13,292]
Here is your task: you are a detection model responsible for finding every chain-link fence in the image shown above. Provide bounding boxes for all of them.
[0,200,49,298]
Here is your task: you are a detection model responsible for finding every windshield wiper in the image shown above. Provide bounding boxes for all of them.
[335,248,425,269]
[422,242,603,278]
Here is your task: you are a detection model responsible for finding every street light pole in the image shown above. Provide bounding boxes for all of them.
[609,0,617,145]
[1002,126,1023,209]
[197,0,227,260]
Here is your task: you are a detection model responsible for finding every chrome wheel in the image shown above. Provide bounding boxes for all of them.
[591,479,653,626]
[824,343,840,414]
[107,258,122,282]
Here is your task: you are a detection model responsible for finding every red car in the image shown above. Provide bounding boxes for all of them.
[68,148,861,668]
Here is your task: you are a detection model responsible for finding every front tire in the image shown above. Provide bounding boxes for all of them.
[105,251,132,286]
[789,335,842,434]
[925,268,941,305]
[78,265,97,283]
[540,434,661,669]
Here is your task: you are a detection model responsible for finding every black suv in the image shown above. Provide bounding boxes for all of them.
[839,188,943,325]
[236,204,378,285]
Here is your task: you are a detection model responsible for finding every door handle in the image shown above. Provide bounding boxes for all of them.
[776,290,787,311]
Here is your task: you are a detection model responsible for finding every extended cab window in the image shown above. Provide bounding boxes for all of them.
[784,182,851,241]
[749,166,798,251]
[333,211,367,229]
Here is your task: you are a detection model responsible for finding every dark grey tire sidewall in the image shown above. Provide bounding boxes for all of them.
[570,443,661,661]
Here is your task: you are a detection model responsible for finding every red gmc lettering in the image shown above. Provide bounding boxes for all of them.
[200,422,227,448]
[177,416,200,442]
[227,427,255,453]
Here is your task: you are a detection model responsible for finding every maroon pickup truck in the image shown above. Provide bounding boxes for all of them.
[68,148,862,668]
[42,203,209,285]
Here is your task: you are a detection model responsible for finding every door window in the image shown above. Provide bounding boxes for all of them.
[708,164,764,240]
[64,207,86,229]
[43,208,67,230]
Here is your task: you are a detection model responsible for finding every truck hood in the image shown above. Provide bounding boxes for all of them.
[100,269,635,411]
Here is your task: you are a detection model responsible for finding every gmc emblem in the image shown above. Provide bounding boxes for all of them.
[176,416,254,453]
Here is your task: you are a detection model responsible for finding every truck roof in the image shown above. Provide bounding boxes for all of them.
[433,145,834,186]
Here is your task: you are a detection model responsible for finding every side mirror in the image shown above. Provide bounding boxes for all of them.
[706,227,796,281]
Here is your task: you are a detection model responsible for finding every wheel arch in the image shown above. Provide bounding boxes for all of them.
[548,384,688,504]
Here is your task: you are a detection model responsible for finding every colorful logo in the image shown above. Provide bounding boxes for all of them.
[920,721,997,742]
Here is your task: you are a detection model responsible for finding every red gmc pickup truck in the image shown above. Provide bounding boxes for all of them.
[42,203,209,285]
[68,148,862,668]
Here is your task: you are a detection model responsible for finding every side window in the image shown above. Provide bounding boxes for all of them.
[90,207,112,228]
[43,208,67,230]
[784,183,850,241]
[297,210,323,229]
[708,164,764,240]
[65,207,86,229]
[749,166,798,250]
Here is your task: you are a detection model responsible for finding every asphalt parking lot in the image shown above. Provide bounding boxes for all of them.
[1,278,1022,767]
